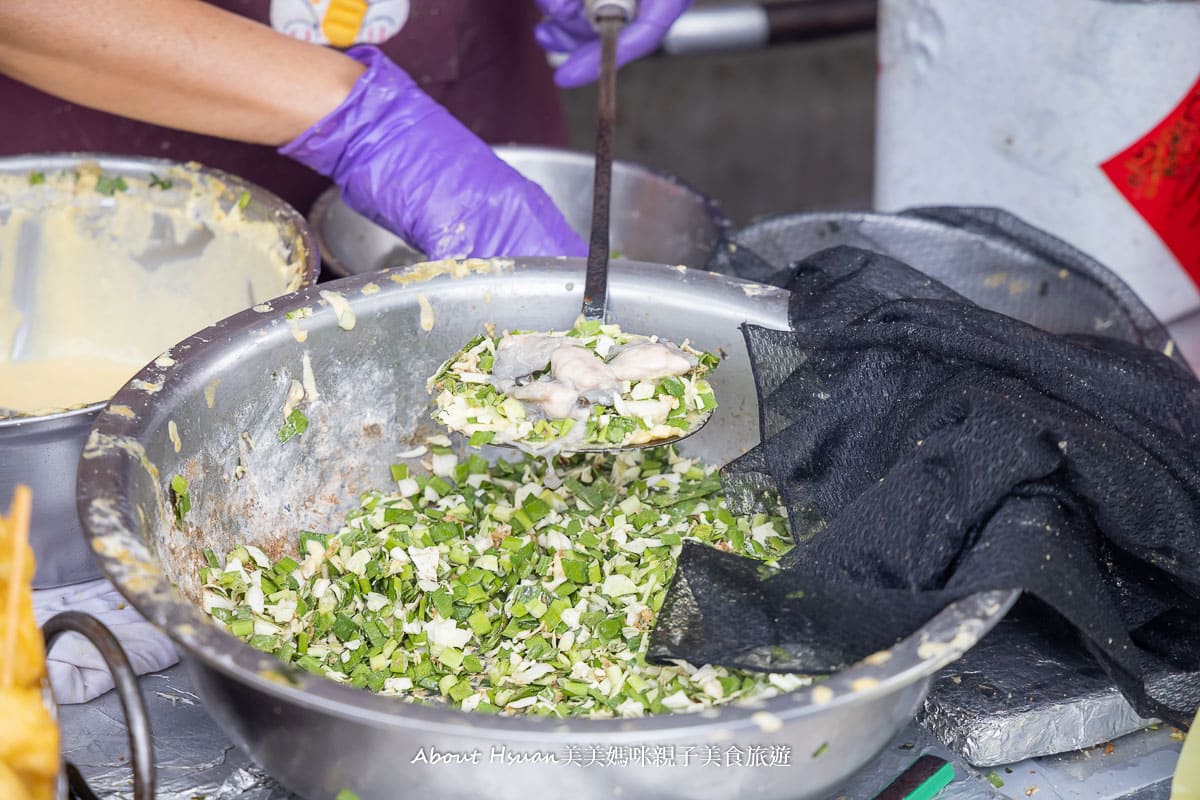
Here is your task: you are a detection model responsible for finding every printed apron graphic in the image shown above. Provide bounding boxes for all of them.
[271,0,411,47]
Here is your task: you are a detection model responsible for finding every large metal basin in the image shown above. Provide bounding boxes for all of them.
[310,146,733,276]
[77,258,1014,800]
[0,153,318,587]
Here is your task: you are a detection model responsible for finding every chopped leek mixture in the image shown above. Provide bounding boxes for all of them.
[202,443,807,718]
[427,319,719,453]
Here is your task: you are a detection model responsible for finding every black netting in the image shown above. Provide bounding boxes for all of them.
[649,244,1200,727]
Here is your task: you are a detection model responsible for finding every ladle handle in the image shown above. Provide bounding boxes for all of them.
[44,611,156,800]
[580,14,626,323]
[586,0,638,23]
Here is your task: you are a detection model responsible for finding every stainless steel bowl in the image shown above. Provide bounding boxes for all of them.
[309,146,733,276]
[0,153,319,587]
[78,258,1015,800]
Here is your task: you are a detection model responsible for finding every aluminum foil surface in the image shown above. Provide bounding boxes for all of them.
[921,610,1155,768]
[58,669,297,800]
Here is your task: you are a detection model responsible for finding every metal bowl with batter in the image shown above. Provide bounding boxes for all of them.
[76,258,1014,800]
[0,153,319,587]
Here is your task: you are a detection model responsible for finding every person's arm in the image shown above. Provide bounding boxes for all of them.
[0,0,363,145]
[0,0,585,260]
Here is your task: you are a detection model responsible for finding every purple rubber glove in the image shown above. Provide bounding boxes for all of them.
[281,47,586,260]
[534,0,692,88]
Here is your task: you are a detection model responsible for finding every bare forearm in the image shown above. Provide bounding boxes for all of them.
[0,0,364,145]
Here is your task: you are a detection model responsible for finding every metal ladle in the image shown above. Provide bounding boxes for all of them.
[578,0,632,324]
[437,2,713,454]
[541,0,714,453]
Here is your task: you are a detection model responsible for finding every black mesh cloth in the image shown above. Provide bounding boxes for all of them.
[648,245,1200,727]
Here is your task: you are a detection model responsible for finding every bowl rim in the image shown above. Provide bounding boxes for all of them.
[732,208,1179,364]
[76,257,1017,740]
[0,151,321,427]
[309,144,735,278]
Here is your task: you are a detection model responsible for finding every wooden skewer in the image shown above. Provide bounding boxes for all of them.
[1,484,32,689]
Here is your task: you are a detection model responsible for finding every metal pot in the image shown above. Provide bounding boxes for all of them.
[0,153,319,587]
[77,257,1014,800]
[309,146,733,277]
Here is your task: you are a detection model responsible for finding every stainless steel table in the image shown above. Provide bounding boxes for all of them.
[58,663,1185,800]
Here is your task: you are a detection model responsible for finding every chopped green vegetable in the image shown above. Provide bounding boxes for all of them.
[28,171,45,186]
[278,409,310,443]
[170,474,191,526]
[95,175,128,196]
[984,771,1004,788]
[236,190,252,211]
[467,430,495,447]
[202,441,806,719]
[148,172,173,190]
[335,791,362,800]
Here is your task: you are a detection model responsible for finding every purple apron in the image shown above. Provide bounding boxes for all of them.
[0,0,567,215]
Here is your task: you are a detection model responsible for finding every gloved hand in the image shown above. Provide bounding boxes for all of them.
[534,0,692,88]
[281,47,586,260]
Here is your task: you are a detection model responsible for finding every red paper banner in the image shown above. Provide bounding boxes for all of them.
[1101,76,1200,286]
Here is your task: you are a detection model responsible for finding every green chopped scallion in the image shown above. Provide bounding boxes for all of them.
[468,430,496,446]
[201,442,803,720]
[278,408,310,443]
[170,474,191,526]
[95,175,129,196]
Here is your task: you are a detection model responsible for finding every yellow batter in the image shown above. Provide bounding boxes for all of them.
[0,163,304,415]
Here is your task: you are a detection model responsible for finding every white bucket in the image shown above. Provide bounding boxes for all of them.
[875,0,1200,326]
